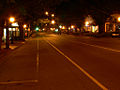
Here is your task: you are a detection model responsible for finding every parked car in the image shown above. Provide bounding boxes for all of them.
[112,32,120,37]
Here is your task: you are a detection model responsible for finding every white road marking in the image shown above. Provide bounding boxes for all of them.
[46,40,108,90]
[37,40,40,73]
[75,41,120,53]
[0,80,38,85]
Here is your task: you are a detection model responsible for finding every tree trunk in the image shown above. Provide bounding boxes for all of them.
[19,22,24,41]
[0,27,3,51]
[0,18,5,51]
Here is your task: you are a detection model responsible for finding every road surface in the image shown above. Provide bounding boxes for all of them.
[0,32,120,90]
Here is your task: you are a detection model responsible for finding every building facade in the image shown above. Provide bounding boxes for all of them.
[105,14,120,33]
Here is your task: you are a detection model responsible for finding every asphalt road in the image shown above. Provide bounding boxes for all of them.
[0,32,120,90]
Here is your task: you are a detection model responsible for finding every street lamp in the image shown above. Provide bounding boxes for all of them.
[118,17,120,22]
[85,21,89,26]
[9,17,15,23]
[62,26,65,29]
[23,24,28,37]
[9,17,15,44]
[68,27,71,30]
[85,21,89,32]
[23,24,27,28]
[45,11,49,16]
[51,14,55,17]
[71,25,75,29]
[51,20,55,24]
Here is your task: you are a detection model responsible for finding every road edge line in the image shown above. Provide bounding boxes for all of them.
[79,42,120,53]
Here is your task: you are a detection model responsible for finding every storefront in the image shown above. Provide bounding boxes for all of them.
[83,25,99,33]
[2,22,20,41]
[83,15,99,33]
[105,14,120,32]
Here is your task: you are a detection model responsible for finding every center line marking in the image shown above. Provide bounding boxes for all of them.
[36,40,40,79]
[46,40,108,90]
[0,80,38,85]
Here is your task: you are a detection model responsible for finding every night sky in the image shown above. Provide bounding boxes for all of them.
[1,0,120,25]
[55,0,120,25]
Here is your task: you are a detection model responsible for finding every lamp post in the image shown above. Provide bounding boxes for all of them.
[71,25,74,29]
[59,25,62,35]
[85,21,89,31]
[23,24,27,28]
[85,22,89,26]
[51,20,55,25]
[9,17,15,23]
[45,11,49,16]
[118,17,120,22]
[9,17,15,44]
[71,25,75,33]
[0,20,3,50]
[51,14,54,17]
[23,24,27,38]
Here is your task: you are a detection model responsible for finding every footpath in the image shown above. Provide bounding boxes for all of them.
[0,39,29,59]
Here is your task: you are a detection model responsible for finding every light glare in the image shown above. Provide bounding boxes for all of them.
[9,17,15,23]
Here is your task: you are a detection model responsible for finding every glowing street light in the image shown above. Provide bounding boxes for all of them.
[23,24,27,28]
[9,17,15,44]
[51,14,55,17]
[9,17,15,23]
[68,27,71,30]
[118,17,120,22]
[45,11,49,16]
[85,21,89,26]
[71,25,75,29]
[62,26,65,29]
[23,24,28,37]
[51,20,55,24]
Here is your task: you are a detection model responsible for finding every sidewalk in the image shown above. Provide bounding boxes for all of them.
[0,40,26,59]
[1,41,25,50]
